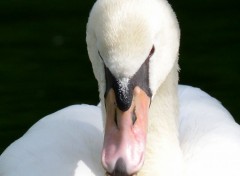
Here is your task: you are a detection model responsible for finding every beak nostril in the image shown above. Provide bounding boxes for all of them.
[114,109,119,129]
[132,107,137,125]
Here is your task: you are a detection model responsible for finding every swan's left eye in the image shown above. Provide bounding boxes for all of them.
[148,45,155,59]
[98,51,104,62]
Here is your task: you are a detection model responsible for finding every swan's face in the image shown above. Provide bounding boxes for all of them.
[86,0,180,175]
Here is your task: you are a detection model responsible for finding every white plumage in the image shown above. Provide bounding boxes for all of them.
[1,0,240,175]
[1,86,240,176]
[179,86,240,176]
[0,105,104,176]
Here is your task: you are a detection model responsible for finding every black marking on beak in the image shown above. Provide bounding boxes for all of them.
[104,55,152,112]
[112,158,128,176]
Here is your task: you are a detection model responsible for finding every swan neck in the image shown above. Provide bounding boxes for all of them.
[139,62,184,176]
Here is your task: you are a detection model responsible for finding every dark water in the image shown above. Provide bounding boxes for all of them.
[0,0,239,153]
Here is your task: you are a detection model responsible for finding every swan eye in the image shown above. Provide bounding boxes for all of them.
[148,45,155,59]
[98,51,104,61]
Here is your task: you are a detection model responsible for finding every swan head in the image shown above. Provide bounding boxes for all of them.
[86,0,180,175]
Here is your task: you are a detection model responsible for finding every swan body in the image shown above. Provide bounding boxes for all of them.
[1,0,240,175]
[179,86,240,176]
[0,105,105,176]
[1,86,240,176]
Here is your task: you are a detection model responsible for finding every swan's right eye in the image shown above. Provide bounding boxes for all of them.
[148,45,155,59]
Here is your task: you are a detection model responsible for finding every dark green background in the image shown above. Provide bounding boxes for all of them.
[0,0,239,154]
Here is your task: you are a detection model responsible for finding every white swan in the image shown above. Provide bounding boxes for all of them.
[1,0,240,176]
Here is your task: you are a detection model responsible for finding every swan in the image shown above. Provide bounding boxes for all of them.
[1,0,240,175]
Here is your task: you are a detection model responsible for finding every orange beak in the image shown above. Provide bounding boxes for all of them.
[102,86,151,175]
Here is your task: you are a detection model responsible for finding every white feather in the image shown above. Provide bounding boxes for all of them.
[1,0,240,175]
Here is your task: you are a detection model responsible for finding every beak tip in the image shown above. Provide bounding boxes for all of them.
[102,156,143,176]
